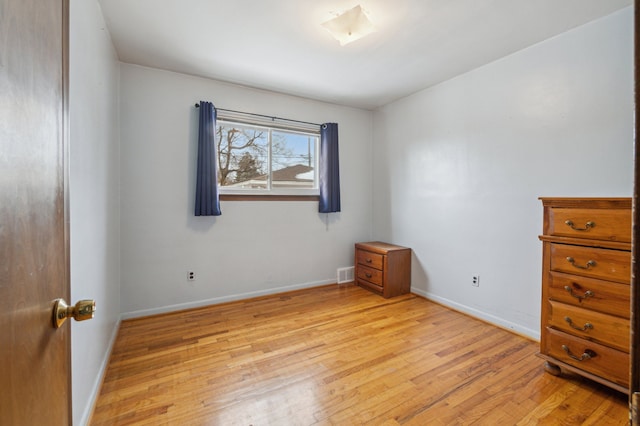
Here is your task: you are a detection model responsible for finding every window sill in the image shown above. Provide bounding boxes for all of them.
[220,194,319,202]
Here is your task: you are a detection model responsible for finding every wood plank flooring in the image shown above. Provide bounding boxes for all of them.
[91,284,629,425]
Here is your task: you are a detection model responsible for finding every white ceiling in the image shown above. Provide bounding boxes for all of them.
[97,0,632,110]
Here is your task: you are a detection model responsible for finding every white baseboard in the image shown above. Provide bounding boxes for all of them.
[79,317,121,426]
[411,287,540,341]
[121,279,336,320]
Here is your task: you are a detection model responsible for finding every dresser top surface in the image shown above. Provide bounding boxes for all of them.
[539,197,631,209]
[355,241,410,254]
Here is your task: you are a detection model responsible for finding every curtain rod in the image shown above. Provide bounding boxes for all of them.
[194,103,321,127]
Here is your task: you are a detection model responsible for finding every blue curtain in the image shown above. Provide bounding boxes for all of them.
[319,123,341,213]
[194,101,222,216]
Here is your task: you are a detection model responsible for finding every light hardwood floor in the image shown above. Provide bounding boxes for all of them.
[91,284,629,425]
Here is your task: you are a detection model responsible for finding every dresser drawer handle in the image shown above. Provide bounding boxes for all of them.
[562,345,596,361]
[566,257,596,270]
[564,316,593,331]
[365,258,372,263]
[365,273,372,278]
[563,286,594,301]
[564,220,595,231]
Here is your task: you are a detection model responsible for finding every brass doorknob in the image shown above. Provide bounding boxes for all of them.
[52,298,96,328]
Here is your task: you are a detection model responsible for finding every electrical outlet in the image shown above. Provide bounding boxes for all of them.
[187,271,196,281]
[472,275,480,287]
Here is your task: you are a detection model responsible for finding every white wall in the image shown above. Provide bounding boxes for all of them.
[69,0,121,424]
[372,7,633,338]
[119,65,373,316]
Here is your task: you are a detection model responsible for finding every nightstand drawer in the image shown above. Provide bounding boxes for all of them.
[548,300,629,352]
[550,244,630,284]
[547,207,631,243]
[357,265,383,286]
[545,328,628,388]
[547,272,629,318]
[356,249,384,270]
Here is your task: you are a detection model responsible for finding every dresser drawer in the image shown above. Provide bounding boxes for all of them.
[550,244,630,284]
[356,249,384,270]
[357,265,383,287]
[545,328,629,388]
[547,207,631,243]
[547,272,630,318]
[547,301,629,352]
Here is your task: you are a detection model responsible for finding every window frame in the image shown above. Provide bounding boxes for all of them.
[216,117,320,199]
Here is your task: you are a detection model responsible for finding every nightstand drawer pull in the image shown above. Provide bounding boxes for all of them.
[365,258,372,263]
[563,285,594,301]
[365,273,372,278]
[564,316,593,331]
[564,220,595,231]
[566,257,596,270]
[562,345,596,361]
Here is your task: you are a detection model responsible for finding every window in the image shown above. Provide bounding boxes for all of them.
[216,119,319,196]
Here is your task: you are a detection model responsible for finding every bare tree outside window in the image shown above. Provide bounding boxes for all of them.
[216,125,267,187]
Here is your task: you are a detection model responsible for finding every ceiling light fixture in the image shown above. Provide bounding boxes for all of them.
[321,5,375,46]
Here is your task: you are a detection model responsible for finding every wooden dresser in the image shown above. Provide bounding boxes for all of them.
[538,198,631,393]
[355,242,411,298]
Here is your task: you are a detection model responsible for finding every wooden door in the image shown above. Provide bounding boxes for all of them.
[0,0,71,424]
[633,1,640,423]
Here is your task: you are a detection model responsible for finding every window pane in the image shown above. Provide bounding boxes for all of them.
[217,124,268,189]
[271,130,317,189]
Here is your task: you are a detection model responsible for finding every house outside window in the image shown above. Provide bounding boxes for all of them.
[216,119,319,196]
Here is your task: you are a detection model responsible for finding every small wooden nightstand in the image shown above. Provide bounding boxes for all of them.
[355,241,411,298]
